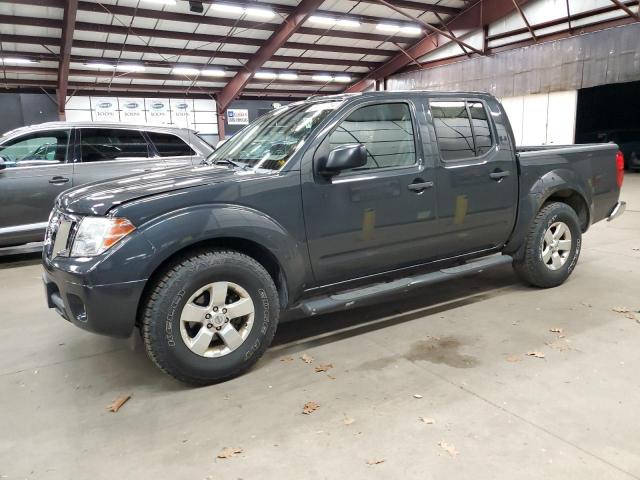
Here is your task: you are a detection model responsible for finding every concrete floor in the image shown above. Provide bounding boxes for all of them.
[1,175,639,480]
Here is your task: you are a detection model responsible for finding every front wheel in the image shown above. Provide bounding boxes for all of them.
[141,249,280,385]
[514,202,582,288]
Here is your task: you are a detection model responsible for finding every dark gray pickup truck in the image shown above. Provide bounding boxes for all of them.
[42,91,626,384]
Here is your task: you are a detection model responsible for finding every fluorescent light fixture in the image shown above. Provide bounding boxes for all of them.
[211,3,244,14]
[201,68,226,77]
[143,0,177,4]
[245,7,274,18]
[85,62,115,70]
[172,66,200,75]
[336,18,360,27]
[0,57,38,64]
[400,25,422,35]
[254,71,276,79]
[376,23,400,32]
[115,64,146,72]
[312,74,332,82]
[278,72,298,80]
[334,75,351,82]
[309,15,336,25]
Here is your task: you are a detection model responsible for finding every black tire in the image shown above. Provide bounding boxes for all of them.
[513,202,582,288]
[141,249,280,385]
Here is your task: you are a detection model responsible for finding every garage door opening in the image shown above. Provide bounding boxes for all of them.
[575,80,640,170]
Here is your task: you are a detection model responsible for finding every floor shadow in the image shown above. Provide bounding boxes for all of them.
[269,265,519,355]
[0,251,42,270]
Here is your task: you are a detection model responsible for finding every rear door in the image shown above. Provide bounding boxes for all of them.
[0,128,73,246]
[72,127,166,185]
[145,130,200,168]
[428,97,517,255]
[302,100,440,286]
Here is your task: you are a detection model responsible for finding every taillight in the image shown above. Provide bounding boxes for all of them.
[616,151,624,188]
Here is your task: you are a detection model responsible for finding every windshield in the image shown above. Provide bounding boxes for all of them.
[208,100,343,170]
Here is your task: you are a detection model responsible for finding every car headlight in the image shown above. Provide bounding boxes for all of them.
[70,217,136,257]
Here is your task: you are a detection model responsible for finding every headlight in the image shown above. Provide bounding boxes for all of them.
[70,217,136,257]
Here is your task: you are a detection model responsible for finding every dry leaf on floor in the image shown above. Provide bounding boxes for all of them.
[505,355,521,363]
[419,417,435,424]
[549,328,563,334]
[302,401,320,415]
[625,313,636,320]
[527,351,545,359]
[300,353,314,364]
[343,416,355,425]
[315,363,333,373]
[366,459,385,465]
[413,394,423,399]
[327,374,337,380]
[217,447,243,459]
[107,394,131,413]
[280,356,294,362]
[612,307,630,313]
[438,441,458,457]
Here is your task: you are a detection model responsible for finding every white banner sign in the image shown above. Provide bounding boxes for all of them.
[91,97,119,122]
[119,98,145,123]
[227,108,249,125]
[170,99,195,128]
[145,99,171,125]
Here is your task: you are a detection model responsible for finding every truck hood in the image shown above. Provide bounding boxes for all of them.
[57,164,272,216]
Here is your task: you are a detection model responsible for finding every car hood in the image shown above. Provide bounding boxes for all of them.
[57,164,272,216]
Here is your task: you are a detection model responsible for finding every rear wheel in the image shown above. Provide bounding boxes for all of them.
[141,249,279,385]
[514,202,582,288]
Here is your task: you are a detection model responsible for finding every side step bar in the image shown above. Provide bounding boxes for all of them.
[299,254,513,316]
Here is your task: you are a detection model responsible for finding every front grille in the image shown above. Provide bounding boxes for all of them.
[44,209,80,259]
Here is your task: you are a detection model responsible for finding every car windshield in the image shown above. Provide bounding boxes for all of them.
[207,100,344,170]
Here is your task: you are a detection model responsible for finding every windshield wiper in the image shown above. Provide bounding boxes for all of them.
[209,158,242,168]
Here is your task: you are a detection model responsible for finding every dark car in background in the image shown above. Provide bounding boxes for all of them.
[582,129,640,171]
[0,122,213,247]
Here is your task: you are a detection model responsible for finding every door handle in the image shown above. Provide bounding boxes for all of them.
[489,170,510,180]
[407,180,434,193]
[49,176,70,185]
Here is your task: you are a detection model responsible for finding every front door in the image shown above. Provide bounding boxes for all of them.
[428,98,518,256]
[0,128,73,246]
[302,100,440,286]
[73,127,166,185]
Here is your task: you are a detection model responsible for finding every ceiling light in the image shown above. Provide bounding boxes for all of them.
[0,57,38,64]
[115,64,146,72]
[334,75,351,82]
[211,3,244,14]
[337,18,360,27]
[85,62,115,70]
[201,68,226,77]
[143,0,177,5]
[312,74,332,82]
[245,7,274,18]
[376,23,400,32]
[255,71,276,79]
[309,15,336,25]
[172,66,200,75]
[400,25,422,35]
[278,72,298,80]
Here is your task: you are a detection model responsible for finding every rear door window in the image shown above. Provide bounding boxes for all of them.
[430,100,494,161]
[146,131,195,157]
[0,130,70,167]
[79,128,149,162]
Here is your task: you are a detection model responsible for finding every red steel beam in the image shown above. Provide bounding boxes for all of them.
[216,0,325,113]
[57,0,78,119]
[345,0,530,92]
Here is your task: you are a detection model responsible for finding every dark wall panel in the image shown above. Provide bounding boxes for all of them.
[0,93,58,135]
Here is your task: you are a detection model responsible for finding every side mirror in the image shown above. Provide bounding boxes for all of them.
[317,144,367,176]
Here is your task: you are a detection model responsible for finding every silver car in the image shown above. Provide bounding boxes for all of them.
[0,122,214,247]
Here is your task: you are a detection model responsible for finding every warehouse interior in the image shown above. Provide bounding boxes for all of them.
[0,0,639,478]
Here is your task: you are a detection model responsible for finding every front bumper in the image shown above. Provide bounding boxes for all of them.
[607,201,626,222]
[43,268,146,338]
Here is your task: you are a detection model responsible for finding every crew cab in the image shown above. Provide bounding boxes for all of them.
[42,92,626,385]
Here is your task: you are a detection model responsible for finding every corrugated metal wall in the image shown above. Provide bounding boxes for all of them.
[387,22,640,98]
